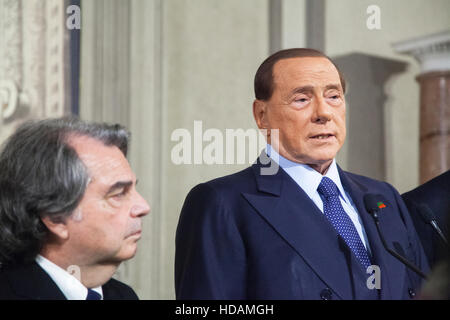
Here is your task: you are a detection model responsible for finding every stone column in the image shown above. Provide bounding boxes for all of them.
[393,31,450,184]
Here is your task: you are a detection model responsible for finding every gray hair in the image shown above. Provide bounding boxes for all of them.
[0,117,130,266]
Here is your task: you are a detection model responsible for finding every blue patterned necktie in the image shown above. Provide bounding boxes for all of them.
[86,288,102,300]
[317,177,372,270]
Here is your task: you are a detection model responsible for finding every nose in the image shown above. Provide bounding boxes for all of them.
[130,191,151,218]
[312,96,332,124]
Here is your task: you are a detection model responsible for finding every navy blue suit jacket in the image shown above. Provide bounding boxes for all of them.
[175,156,429,300]
[402,170,450,268]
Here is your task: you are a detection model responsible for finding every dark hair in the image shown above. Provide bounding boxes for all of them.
[0,117,130,266]
[254,48,346,101]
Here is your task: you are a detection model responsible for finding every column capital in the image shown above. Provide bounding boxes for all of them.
[393,30,450,74]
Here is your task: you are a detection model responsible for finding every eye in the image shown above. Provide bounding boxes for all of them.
[292,95,310,107]
[326,92,342,105]
[326,92,340,99]
[111,188,128,199]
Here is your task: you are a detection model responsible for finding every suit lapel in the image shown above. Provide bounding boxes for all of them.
[243,161,358,300]
[338,167,405,299]
[7,262,66,300]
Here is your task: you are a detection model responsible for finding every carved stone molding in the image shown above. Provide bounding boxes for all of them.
[0,0,22,128]
[0,0,71,142]
[0,0,22,86]
[22,0,46,119]
[393,30,450,73]
[45,0,69,117]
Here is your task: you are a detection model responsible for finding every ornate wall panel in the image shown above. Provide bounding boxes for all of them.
[0,0,71,144]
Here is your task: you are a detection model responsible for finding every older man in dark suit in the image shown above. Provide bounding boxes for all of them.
[175,48,429,300]
[0,118,150,300]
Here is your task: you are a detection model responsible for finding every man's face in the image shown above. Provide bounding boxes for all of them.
[66,136,150,266]
[254,57,346,173]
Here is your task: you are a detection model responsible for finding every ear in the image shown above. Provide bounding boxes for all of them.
[41,216,69,240]
[253,99,270,131]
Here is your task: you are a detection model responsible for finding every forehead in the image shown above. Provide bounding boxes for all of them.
[272,57,341,90]
[68,135,134,183]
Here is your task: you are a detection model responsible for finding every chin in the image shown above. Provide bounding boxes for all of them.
[313,148,339,161]
[116,245,138,262]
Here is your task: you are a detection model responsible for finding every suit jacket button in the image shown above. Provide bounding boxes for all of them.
[320,288,333,300]
[408,288,416,299]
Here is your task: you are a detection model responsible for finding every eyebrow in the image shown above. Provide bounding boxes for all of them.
[289,84,342,96]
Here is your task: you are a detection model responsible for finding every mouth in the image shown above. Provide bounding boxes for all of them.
[309,133,336,140]
[127,230,142,238]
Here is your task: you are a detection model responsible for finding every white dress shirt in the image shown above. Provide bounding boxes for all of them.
[35,255,103,300]
[266,145,372,254]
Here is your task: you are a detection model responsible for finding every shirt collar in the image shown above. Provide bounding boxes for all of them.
[35,255,103,300]
[266,144,348,202]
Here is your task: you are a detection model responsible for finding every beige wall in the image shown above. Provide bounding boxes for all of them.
[161,0,269,299]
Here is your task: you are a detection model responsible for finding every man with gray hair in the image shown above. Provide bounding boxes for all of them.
[0,118,150,300]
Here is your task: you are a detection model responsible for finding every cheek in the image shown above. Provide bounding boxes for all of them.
[340,124,347,142]
[81,200,128,234]
[338,104,346,123]
[274,109,308,134]
[337,109,346,141]
[286,116,310,143]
